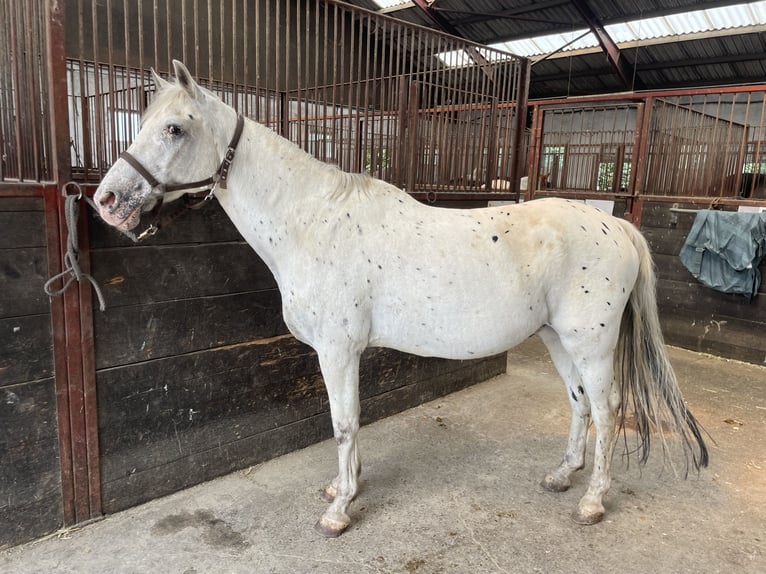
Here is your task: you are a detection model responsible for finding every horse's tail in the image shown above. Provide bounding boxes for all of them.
[615,219,709,475]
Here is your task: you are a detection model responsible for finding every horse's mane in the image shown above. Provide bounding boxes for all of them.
[325,167,396,202]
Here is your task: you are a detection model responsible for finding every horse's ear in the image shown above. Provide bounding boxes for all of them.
[172,60,202,100]
[150,68,171,92]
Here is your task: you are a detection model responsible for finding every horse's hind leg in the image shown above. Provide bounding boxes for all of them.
[314,348,362,538]
[563,342,621,525]
[537,327,591,492]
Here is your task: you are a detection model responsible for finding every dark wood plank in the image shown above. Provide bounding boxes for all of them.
[640,201,698,229]
[98,335,504,470]
[90,242,277,307]
[0,493,63,551]
[658,277,766,320]
[101,410,333,513]
[661,311,766,364]
[0,378,63,550]
[0,247,51,317]
[99,348,506,514]
[359,353,507,425]
[0,197,44,212]
[0,315,53,385]
[93,290,287,369]
[97,335,324,467]
[0,212,46,249]
[642,226,689,256]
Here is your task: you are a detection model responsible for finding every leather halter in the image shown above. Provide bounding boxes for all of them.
[118,114,245,240]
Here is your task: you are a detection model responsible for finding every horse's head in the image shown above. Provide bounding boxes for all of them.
[94,60,233,233]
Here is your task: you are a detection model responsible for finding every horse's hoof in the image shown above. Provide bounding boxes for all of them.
[571,506,604,525]
[320,483,337,503]
[541,474,571,493]
[314,512,351,538]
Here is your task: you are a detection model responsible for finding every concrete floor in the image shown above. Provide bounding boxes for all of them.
[2,338,764,574]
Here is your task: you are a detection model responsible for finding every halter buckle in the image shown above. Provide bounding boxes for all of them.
[137,223,159,241]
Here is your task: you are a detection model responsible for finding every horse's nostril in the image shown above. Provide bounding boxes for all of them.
[98,191,117,208]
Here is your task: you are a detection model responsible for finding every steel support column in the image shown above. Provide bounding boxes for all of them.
[45,0,102,526]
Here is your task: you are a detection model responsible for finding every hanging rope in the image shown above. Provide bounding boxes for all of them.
[44,182,108,312]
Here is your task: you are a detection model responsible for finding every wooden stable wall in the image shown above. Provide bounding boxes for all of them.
[0,197,63,548]
[640,202,766,365]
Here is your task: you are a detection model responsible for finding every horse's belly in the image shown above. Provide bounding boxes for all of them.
[368,298,544,360]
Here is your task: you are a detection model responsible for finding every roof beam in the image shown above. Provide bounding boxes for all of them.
[410,0,497,82]
[537,24,766,61]
[569,0,643,91]
[532,50,766,83]
[431,0,571,27]
[410,0,466,38]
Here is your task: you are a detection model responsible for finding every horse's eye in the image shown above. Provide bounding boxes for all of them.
[164,124,184,137]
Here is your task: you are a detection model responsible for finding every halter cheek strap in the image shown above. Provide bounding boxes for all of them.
[117,114,245,240]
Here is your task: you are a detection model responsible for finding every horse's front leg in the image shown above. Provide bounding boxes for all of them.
[314,348,362,537]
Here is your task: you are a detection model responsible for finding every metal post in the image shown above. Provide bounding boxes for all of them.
[45,0,102,525]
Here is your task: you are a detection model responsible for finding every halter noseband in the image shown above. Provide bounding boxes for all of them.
[118,114,245,240]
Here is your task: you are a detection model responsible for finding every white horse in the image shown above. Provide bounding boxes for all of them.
[94,61,708,537]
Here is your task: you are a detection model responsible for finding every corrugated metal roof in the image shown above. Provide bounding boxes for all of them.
[492,1,766,57]
[354,1,766,97]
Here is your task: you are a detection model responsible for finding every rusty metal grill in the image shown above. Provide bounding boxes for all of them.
[61,0,528,193]
[527,88,766,203]
[0,0,52,182]
[646,93,766,199]
[537,104,637,195]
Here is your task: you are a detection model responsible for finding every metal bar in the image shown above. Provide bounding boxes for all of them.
[254,0,260,121]
[627,101,645,198]
[508,60,528,197]
[193,0,200,76]
[152,0,159,72]
[395,75,407,187]
[9,1,24,180]
[181,0,188,64]
[719,94,738,197]
[75,191,101,521]
[46,0,71,184]
[25,0,42,180]
[207,0,213,88]
[733,93,752,196]
[59,194,89,524]
[748,96,766,198]
[531,83,766,107]
[43,185,75,526]
[527,104,543,200]
[669,206,702,213]
[137,0,145,113]
[570,0,642,90]
[405,81,418,191]
[40,58,78,528]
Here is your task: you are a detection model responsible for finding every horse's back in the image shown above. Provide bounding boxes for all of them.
[360,196,639,359]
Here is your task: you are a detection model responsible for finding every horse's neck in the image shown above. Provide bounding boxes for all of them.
[213,112,334,279]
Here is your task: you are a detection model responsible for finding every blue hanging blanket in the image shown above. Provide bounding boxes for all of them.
[679,210,766,298]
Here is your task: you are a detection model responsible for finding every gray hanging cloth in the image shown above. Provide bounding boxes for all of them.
[679,209,766,298]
